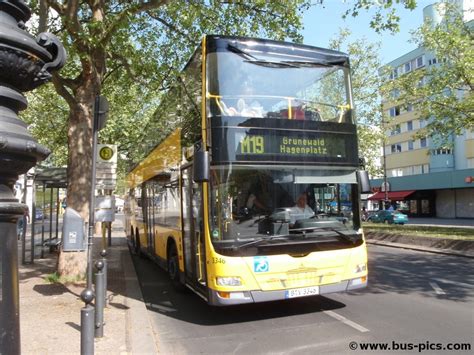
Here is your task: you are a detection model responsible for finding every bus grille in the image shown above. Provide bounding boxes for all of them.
[257,268,342,290]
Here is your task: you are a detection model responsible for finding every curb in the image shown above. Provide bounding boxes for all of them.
[122,238,159,354]
[366,239,474,259]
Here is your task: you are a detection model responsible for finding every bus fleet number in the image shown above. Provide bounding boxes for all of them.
[241,135,264,154]
[212,257,226,264]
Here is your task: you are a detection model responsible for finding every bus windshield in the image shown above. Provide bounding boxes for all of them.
[207,43,352,123]
[210,166,361,253]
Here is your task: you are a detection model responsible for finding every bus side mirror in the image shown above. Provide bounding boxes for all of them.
[193,150,209,183]
[357,170,371,193]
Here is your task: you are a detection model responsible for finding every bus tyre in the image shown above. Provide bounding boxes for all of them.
[135,233,144,258]
[168,244,185,291]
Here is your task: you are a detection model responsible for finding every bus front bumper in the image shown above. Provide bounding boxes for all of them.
[208,276,367,306]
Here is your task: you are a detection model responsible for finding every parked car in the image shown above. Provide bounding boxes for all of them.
[367,210,408,225]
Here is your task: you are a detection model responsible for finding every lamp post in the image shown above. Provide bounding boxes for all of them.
[0,1,66,353]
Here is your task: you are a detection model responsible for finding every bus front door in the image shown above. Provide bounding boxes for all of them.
[181,166,207,292]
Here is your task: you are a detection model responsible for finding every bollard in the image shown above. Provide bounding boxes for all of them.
[80,288,95,355]
[100,249,108,306]
[94,260,105,338]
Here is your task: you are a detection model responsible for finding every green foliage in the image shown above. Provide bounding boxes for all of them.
[343,0,418,33]
[382,2,473,145]
[22,84,69,166]
[329,30,384,177]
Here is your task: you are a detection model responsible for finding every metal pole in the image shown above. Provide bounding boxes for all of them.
[55,187,59,241]
[0,203,22,354]
[21,174,27,265]
[49,186,53,243]
[94,260,105,338]
[383,135,389,209]
[41,183,45,259]
[100,249,108,306]
[87,95,100,290]
[80,289,95,355]
[30,182,36,263]
[107,221,112,247]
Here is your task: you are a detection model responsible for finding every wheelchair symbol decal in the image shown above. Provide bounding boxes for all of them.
[254,256,269,273]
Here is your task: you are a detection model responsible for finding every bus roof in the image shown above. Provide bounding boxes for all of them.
[205,35,350,67]
[127,128,182,188]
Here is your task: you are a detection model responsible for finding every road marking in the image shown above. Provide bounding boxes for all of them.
[433,278,474,288]
[323,310,370,333]
[376,266,474,288]
[429,281,446,295]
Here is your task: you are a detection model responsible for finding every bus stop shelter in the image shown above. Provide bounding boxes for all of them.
[20,167,67,264]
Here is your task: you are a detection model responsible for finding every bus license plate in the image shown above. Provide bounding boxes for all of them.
[286,286,320,299]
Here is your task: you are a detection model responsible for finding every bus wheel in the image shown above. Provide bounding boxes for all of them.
[135,232,143,257]
[167,244,184,290]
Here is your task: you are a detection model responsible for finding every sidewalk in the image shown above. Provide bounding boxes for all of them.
[19,218,157,354]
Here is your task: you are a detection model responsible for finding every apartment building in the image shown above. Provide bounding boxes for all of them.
[370,1,474,218]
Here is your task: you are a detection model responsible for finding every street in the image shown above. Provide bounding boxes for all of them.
[132,245,474,354]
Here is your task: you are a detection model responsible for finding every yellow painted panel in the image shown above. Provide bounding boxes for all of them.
[465,139,474,158]
[127,128,182,188]
[386,149,429,169]
[204,243,367,292]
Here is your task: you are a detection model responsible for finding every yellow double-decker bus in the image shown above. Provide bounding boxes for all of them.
[124,35,369,305]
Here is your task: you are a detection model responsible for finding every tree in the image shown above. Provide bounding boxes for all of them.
[382,2,473,146]
[30,0,311,278]
[329,30,385,177]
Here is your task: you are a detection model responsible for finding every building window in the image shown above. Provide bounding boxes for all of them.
[416,56,425,68]
[406,104,413,112]
[391,144,402,153]
[422,164,429,173]
[419,119,427,128]
[391,124,401,135]
[407,121,413,131]
[408,140,414,150]
[404,62,412,73]
[420,138,427,148]
[389,106,400,117]
[433,148,452,155]
[468,158,474,168]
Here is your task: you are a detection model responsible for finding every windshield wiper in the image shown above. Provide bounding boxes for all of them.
[232,235,292,250]
[321,228,358,243]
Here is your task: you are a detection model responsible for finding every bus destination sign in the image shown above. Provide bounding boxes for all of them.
[211,127,358,165]
[239,135,339,157]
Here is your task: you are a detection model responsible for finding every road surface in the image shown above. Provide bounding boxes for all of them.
[132,245,474,354]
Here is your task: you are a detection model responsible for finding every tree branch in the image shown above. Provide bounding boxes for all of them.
[52,73,76,109]
[102,0,169,44]
[146,12,194,43]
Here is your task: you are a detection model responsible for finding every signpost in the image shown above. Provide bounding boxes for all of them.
[95,144,117,189]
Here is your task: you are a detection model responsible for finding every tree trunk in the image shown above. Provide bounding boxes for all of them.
[57,81,97,279]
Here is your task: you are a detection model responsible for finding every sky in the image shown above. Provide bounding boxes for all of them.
[302,0,435,64]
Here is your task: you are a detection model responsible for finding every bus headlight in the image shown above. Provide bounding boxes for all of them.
[354,263,367,274]
[216,276,242,286]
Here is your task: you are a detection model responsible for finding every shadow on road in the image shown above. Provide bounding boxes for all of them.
[366,246,474,301]
[132,254,347,326]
